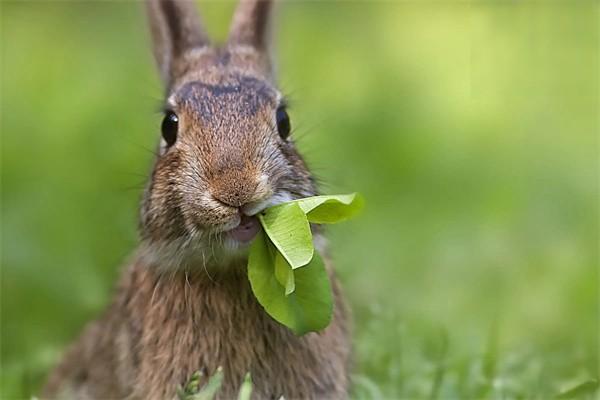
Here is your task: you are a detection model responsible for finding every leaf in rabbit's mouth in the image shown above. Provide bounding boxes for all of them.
[247,193,364,335]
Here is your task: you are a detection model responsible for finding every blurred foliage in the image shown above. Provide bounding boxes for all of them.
[1,1,598,399]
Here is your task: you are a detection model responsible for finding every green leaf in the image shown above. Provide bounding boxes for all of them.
[247,193,362,334]
[177,368,224,400]
[177,370,204,400]
[237,373,253,400]
[258,202,313,269]
[199,368,224,400]
[274,251,295,295]
[292,193,364,224]
[248,231,333,335]
[556,379,599,399]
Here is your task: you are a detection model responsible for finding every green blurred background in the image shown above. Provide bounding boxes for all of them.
[2,1,598,398]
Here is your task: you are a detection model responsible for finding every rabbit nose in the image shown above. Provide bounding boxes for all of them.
[210,169,259,208]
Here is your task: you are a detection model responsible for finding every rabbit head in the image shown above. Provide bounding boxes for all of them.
[139,0,316,270]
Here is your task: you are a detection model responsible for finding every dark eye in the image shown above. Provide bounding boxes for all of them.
[161,111,178,147]
[276,106,291,140]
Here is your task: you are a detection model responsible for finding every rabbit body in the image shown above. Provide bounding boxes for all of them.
[42,0,351,398]
[43,258,350,399]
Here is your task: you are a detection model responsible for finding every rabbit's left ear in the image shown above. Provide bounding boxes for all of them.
[228,0,274,73]
[146,0,209,87]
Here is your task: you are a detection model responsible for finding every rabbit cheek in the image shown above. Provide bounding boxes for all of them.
[141,188,188,242]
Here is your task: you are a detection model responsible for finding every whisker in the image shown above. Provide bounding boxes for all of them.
[150,274,163,308]
[202,236,215,283]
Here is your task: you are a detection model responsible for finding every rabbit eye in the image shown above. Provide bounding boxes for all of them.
[161,111,178,147]
[276,106,291,140]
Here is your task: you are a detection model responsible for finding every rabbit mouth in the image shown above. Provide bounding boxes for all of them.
[226,215,260,243]
[219,191,295,245]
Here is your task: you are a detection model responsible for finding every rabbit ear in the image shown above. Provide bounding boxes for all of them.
[146,0,209,86]
[228,0,273,52]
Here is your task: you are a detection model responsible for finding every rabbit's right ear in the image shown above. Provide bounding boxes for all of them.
[146,0,208,87]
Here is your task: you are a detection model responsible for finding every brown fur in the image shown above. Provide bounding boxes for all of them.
[42,0,351,398]
[43,257,349,399]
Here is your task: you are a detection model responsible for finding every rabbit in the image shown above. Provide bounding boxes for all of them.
[41,0,351,399]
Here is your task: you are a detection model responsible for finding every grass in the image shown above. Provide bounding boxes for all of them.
[1,1,598,399]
